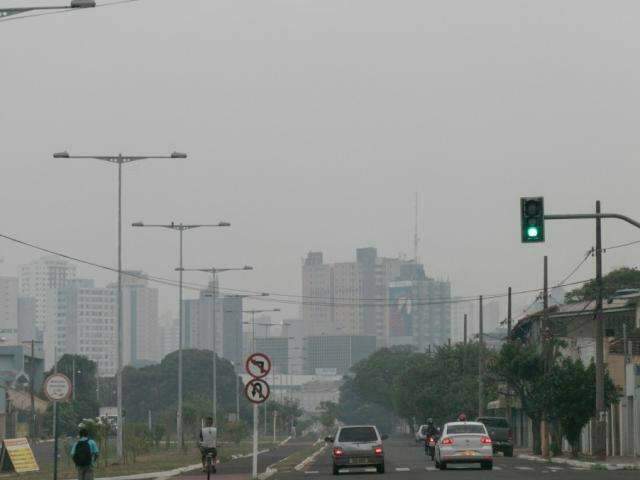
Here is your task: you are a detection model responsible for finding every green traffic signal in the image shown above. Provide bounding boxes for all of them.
[521,197,545,243]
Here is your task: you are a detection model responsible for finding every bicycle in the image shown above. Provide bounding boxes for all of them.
[205,450,216,480]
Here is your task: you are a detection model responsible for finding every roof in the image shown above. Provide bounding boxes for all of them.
[444,421,484,427]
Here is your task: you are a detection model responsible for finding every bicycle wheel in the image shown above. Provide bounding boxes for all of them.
[206,456,212,480]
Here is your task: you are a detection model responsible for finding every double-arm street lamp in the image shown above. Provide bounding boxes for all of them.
[54,150,186,461]
[176,265,253,426]
[1,0,94,17]
[132,221,230,447]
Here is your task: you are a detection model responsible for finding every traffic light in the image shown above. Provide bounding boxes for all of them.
[520,197,545,243]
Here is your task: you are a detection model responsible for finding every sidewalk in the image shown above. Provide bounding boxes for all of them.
[517,453,640,471]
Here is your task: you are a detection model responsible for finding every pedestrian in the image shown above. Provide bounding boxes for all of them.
[71,426,99,480]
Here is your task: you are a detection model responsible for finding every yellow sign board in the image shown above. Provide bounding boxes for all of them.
[1,438,39,473]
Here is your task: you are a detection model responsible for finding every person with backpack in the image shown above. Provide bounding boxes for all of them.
[71,427,99,480]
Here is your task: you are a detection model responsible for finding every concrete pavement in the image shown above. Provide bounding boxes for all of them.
[274,437,639,480]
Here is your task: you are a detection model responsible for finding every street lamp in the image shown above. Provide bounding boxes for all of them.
[1,0,95,18]
[54,150,186,461]
[176,265,253,426]
[132,221,230,447]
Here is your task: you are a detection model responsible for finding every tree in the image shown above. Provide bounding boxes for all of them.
[317,401,339,430]
[547,358,618,457]
[492,342,549,454]
[565,267,640,303]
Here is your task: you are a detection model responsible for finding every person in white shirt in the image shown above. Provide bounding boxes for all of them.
[199,417,218,472]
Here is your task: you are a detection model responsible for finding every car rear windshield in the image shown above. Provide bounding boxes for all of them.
[339,427,378,442]
[447,424,485,435]
[478,418,509,428]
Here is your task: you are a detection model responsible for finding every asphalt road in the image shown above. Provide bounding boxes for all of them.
[178,436,316,480]
[275,437,638,480]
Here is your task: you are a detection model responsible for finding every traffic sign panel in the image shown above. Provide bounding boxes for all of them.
[43,373,72,402]
[245,353,271,379]
[244,378,270,404]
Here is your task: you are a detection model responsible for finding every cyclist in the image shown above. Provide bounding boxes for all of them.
[199,417,218,473]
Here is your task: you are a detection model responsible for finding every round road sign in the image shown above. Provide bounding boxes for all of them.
[244,378,270,404]
[245,353,271,379]
[44,373,72,402]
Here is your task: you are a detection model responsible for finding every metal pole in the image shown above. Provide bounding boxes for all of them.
[236,367,240,420]
[594,200,606,459]
[212,271,217,426]
[252,403,258,479]
[273,410,277,443]
[478,295,484,417]
[507,287,512,337]
[30,340,35,441]
[178,227,184,448]
[116,160,124,461]
[623,323,629,365]
[463,314,467,345]
[53,347,59,480]
[72,357,76,401]
[541,256,550,458]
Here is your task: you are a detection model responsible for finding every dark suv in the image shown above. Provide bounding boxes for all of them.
[475,417,513,457]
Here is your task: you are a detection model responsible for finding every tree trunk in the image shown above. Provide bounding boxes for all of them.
[532,417,542,455]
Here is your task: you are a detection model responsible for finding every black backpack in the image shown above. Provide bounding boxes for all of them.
[73,440,93,467]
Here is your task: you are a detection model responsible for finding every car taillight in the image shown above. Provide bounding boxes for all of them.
[441,437,454,445]
[333,447,344,457]
[374,447,383,456]
[481,436,492,445]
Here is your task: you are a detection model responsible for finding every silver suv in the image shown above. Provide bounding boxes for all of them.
[325,425,388,475]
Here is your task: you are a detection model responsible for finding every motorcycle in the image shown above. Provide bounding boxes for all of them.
[424,428,440,460]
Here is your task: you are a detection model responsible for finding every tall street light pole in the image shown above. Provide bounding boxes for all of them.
[1,0,94,17]
[54,150,186,461]
[177,266,253,426]
[132,221,230,447]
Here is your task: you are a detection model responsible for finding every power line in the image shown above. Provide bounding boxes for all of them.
[0,230,595,308]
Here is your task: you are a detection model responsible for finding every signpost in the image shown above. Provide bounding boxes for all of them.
[245,353,271,479]
[44,373,72,480]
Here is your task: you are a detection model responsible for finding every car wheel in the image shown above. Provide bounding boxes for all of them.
[439,462,447,470]
[332,464,340,475]
[481,462,493,470]
[377,463,385,474]
[504,447,513,457]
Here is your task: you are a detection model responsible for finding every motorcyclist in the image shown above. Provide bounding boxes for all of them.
[458,413,467,422]
[424,418,438,438]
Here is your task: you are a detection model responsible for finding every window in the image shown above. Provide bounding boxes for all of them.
[477,418,509,428]
[338,427,378,442]
[447,424,486,435]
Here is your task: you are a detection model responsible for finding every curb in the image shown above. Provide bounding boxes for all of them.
[89,463,202,480]
[258,467,278,480]
[278,436,292,447]
[517,454,640,471]
[231,448,270,460]
[295,444,327,472]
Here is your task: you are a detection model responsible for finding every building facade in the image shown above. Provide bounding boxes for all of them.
[255,337,290,374]
[0,277,18,344]
[303,335,377,375]
[18,256,76,334]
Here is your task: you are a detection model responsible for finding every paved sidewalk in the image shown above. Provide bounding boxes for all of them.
[518,453,640,470]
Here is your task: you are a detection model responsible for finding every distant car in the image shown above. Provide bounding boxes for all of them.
[415,424,428,443]
[325,425,388,475]
[434,421,493,470]
[475,417,513,457]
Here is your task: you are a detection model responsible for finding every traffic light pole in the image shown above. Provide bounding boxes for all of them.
[541,205,640,460]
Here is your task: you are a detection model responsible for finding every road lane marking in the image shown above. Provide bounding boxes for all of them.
[425,467,437,471]
[515,466,534,471]
[494,466,503,470]
[395,467,410,472]
[305,471,320,475]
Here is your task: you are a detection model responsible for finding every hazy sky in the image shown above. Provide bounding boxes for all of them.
[2,0,640,322]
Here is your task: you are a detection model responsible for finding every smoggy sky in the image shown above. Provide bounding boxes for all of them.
[2,0,640,323]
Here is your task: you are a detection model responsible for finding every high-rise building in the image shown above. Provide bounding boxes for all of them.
[17,297,37,344]
[159,315,179,360]
[18,256,76,334]
[283,318,304,374]
[181,286,244,367]
[255,337,289,374]
[118,272,160,366]
[387,263,452,350]
[303,335,377,375]
[0,277,18,344]
[302,248,408,342]
[51,279,117,375]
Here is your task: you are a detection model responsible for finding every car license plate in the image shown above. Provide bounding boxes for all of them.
[464,450,476,456]
[349,458,367,465]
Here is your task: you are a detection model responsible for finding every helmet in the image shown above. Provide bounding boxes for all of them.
[458,413,467,422]
[427,418,434,424]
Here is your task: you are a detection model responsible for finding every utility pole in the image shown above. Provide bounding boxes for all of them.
[507,287,512,337]
[478,295,485,417]
[541,256,550,458]
[30,340,36,441]
[594,200,606,460]
[623,323,629,365]
[463,314,468,345]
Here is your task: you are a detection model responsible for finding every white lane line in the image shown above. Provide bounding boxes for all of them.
[305,471,320,475]
[395,467,411,472]
[516,466,535,471]
[494,466,503,470]
[425,466,437,471]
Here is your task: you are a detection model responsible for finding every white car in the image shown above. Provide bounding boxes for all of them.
[414,425,428,443]
[434,421,493,470]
